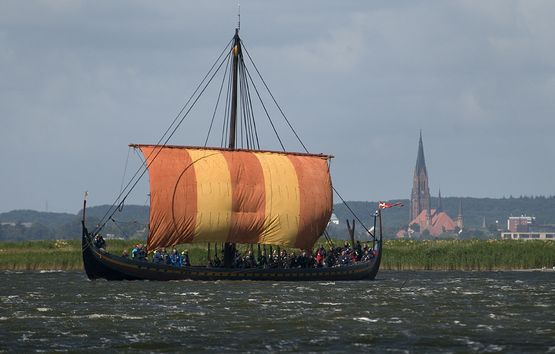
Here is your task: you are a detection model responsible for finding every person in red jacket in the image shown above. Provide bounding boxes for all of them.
[315,250,324,267]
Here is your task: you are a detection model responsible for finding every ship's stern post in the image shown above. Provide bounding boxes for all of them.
[81,191,89,240]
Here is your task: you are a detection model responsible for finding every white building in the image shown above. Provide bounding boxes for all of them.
[501,232,555,240]
[329,213,339,225]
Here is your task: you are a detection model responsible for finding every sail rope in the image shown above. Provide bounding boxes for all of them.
[133,147,146,166]
[109,217,147,239]
[109,217,129,239]
[332,186,375,240]
[242,41,375,241]
[119,147,132,195]
[242,42,309,153]
[242,63,285,151]
[92,33,376,245]
[322,229,335,249]
[205,50,232,147]
[239,55,260,149]
[242,62,261,149]
[220,60,233,148]
[239,59,250,148]
[92,38,234,236]
[206,41,273,150]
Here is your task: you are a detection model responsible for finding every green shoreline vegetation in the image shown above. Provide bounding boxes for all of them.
[1,239,554,271]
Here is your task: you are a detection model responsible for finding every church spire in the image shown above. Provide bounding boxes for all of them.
[437,189,443,212]
[415,130,427,175]
[410,130,431,221]
[456,200,464,230]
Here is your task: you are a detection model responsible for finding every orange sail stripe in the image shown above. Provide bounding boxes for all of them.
[223,151,266,244]
[139,146,197,251]
[288,155,333,249]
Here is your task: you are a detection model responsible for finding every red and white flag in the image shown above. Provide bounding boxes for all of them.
[379,201,403,209]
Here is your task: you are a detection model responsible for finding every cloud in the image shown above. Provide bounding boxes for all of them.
[1,1,555,212]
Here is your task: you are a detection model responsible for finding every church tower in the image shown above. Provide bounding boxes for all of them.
[437,189,443,212]
[410,131,431,221]
[456,200,464,229]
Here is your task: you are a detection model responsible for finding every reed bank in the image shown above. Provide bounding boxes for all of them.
[1,239,553,271]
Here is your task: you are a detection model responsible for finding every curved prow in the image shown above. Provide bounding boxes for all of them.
[81,193,97,280]
[368,209,384,279]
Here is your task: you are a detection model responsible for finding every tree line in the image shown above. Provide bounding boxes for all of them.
[1,196,555,241]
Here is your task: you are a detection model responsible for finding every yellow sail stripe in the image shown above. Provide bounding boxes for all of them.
[255,153,300,246]
[187,149,232,242]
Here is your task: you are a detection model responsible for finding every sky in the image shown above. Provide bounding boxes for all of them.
[1,1,554,214]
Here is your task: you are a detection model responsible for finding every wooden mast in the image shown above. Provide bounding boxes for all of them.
[229,28,240,149]
[223,28,241,268]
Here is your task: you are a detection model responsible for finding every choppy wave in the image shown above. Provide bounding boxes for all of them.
[0,270,553,352]
[353,317,378,323]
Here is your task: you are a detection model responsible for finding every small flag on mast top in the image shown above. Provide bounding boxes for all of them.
[379,201,403,209]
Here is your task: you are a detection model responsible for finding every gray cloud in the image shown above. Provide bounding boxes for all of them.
[1,0,554,213]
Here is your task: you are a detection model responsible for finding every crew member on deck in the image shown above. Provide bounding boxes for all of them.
[258,249,268,268]
[213,253,222,267]
[170,249,182,267]
[153,249,164,264]
[93,234,106,250]
[181,250,191,267]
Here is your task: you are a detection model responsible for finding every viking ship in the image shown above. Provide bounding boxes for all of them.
[81,24,384,281]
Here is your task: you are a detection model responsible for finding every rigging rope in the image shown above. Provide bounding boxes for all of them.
[244,41,374,239]
[93,38,234,235]
[332,186,375,240]
[323,229,335,249]
[242,64,260,149]
[242,63,285,151]
[242,59,260,149]
[220,63,233,147]
[242,42,309,153]
[109,217,129,239]
[239,61,248,148]
[239,59,257,149]
[92,34,375,245]
[205,51,232,147]
[119,147,132,195]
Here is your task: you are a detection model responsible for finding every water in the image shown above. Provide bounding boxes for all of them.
[0,271,553,353]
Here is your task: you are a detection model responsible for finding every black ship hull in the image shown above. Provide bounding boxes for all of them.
[82,233,382,281]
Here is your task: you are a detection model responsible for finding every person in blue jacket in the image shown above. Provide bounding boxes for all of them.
[152,249,164,264]
[170,249,182,267]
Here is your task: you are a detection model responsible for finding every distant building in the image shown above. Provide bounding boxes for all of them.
[410,131,431,221]
[329,213,339,225]
[0,222,33,228]
[105,233,125,240]
[408,191,459,237]
[399,132,462,238]
[501,215,555,239]
[456,200,464,230]
[507,216,535,232]
[501,232,554,240]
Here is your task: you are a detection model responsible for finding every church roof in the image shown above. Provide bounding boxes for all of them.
[410,208,457,237]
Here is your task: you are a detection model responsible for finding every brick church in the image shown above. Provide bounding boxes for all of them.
[398,132,463,238]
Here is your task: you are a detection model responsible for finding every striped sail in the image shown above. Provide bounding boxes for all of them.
[136,145,333,251]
